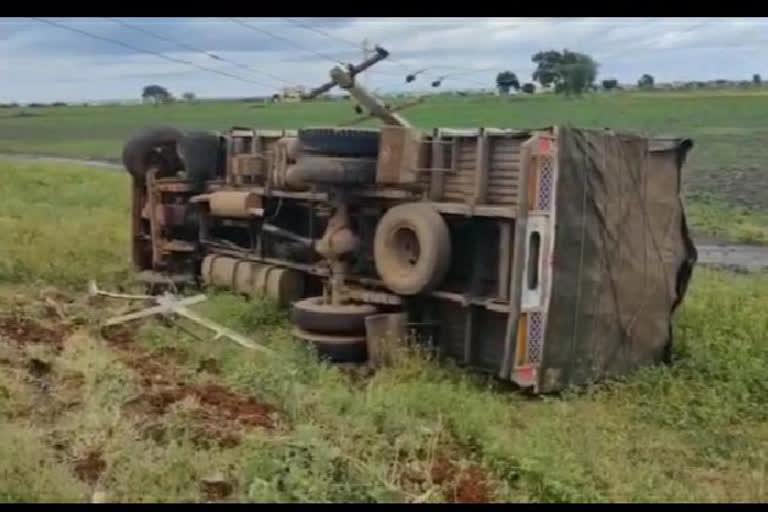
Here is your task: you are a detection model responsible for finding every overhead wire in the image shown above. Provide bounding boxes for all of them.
[30,17,277,89]
[280,17,360,49]
[276,17,493,88]
[104,17,292,85]
[226,18,348,67]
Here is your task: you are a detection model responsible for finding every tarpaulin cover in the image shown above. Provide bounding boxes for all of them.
[538,126,697,392]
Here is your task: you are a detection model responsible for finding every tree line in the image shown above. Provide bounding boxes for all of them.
[495,50,764,96]
[138,51,765,106]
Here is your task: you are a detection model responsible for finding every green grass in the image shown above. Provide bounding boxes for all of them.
[0,160,133,288]
[687,196,768,244]
[2,92,768,173]
[1,158,768,502]
[1,90,767,243]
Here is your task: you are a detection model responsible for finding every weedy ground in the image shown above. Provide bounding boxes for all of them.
[1,158,767,503]
[1,89,768,243]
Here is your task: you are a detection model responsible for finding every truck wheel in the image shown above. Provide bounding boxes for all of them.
[177,131,222,189]
[122,126,184,182]
[289,156,377,186]
[292,327,368,363]
[298,128,380,157]
[374,203,451,295]
[291,296,378,334]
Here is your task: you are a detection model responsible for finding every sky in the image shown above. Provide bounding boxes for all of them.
[2,17,768,103]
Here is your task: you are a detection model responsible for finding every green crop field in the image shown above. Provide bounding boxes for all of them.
[1,89,768,243]
[1,152,768,503]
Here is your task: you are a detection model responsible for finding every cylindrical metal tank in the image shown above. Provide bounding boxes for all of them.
[208,191,263,218]
[201,255,305,307]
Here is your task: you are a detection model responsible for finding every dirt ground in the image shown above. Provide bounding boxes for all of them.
[686,166,768,211]
[0,290,495,503]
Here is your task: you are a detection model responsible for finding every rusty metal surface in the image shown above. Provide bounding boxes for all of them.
[208,190,263,218]
[376,126,427,185]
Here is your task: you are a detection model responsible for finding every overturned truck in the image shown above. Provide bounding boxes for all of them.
[123,61,697,393]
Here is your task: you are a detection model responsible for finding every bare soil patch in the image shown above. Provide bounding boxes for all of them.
[429,455,495,503]
[101,318,277,448]
[687,166,768,211]
[0,315,71,349]
[73,450,107,485]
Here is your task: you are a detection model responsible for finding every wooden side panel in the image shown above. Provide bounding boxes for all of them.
[488,137,523,206]
[437,134,525,207]
[442,138,477,202]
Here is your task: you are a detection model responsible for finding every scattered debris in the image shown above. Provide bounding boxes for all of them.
[90,280,274,355]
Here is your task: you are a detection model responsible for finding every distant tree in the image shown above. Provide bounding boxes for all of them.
[521,83,536,94]
[142,84,171,106]
[753,74,762,85]
[638,74,655,89]
[182,92,196,103]
[496,71,520,95]
[531,49,598,96]
[601,79,618,91]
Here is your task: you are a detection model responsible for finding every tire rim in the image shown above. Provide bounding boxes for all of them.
[391,226,421,268]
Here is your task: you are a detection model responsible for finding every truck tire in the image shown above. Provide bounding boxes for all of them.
[177,131,222,189]
[291,296,378,334]
[122,126,184,182]
[374,203,451,295]
[292,328,368,363]
[289,156,377,186]
[298,128,380,157]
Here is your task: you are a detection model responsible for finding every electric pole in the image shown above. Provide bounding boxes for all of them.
[361,38,372,89]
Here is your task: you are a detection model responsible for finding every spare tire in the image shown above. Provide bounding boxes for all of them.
[298,127,380,157]
[291,296,377,334]
[122,126,184,182]
[374,203,452,295]
[288,156,377,187]
[292,327,368,363]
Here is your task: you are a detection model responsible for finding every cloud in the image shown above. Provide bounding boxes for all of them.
[0,17,766,102]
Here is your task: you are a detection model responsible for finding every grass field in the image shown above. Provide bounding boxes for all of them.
[2,156,768,503]
[1,90,767,243]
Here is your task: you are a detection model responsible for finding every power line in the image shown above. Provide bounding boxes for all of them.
[280,17,360,50]
[30,17,277,90]
[277,17,493,87]
[105,17,292,85]
[227,18,348,67]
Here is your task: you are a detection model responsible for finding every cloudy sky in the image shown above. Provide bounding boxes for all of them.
[2,17,767,103]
